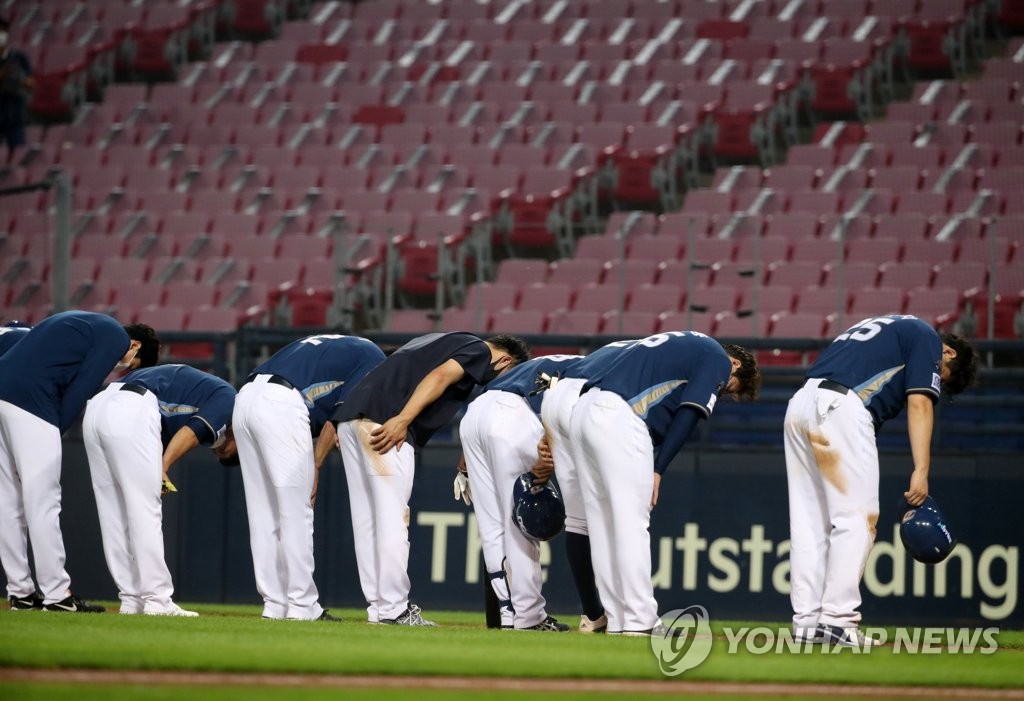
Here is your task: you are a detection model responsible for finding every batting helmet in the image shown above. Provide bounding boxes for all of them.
[897,496,956,564]
[3,320,29,328]
[512,472,565,541]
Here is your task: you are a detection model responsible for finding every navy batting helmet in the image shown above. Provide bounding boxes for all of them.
[512,472,565,541]
[4,320,30,328]
[897,496,955,564]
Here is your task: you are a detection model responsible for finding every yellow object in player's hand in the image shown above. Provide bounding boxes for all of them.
[161,476,177,495]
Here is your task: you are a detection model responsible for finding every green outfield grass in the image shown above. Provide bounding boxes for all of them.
[1,604,1021,696]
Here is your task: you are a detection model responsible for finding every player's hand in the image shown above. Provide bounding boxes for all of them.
[651,472,661,510]
[904,469,928,506]
[532,458,554,483]
[310,467,321,507]
[161,473,177,496]
[537,437,553,470]
[369,416,409,454]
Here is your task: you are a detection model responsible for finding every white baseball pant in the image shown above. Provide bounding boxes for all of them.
[83,384,175,614]
[337,418,415,623]
[0,400,71,604]
[460,390,548,629]
[569,388,658,634]
[539,378,588,535]
[784,379,879,634]
[234,375,324,620]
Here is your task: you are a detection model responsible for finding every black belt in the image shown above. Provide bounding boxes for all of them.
[120,384,149,396]
[248,374,296,391]
[813,379,850,395]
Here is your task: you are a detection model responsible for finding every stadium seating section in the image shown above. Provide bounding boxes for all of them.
[1,0,1022,349]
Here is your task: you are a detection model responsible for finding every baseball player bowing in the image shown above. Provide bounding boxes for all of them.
[785,315,977,647]
[83,363,238,616]
[332,332,529,626]
[539,341,631,633]
[0,312,158,613]
[566,332,760,635]
[459,354,582,632]
[235,334,385,621]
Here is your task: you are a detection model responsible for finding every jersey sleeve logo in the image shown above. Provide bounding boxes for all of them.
[707,393,717,414]
[931,373,941,392]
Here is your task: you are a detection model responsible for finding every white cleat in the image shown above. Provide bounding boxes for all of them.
[143,602,199,617]
[817,624,880,647]
[579,613,608,633]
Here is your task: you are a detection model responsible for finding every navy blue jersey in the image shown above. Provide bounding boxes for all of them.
[562,339,631,380]
[0,327,29,357]
[573,331,732,447]
[333,332,494,448]
[808,315,943,428]
[0,311,130,433]
[122,365,236,446]
[253,334,386,435]
[486,354,583,415]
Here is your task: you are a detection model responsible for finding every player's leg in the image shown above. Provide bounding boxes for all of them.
[83,390,144,613]
[569,390,624,632]
[460,396,514,628]
[338,419,381,622]
[367,434,417,622]
[818,394,879,629]
[0,401,35,600]
[541,380,604,627]
[7,406,71,605]
[783,386,830,638]
[252,388,322,621]
[584,391,658,634]
[488,395,547,629]
[234,384,288,619]
[103,391,179,614]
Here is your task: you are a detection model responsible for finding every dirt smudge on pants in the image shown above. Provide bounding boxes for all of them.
[808,431,847,494]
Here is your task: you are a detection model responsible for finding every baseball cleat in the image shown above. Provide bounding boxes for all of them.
[380,604,437,626]
[816,624,880,648]
[43,594,105,613]
[793,626,825,644]
[579,613,608,633]
[143,602,198,617]
[317,610,342,622]
[622,623,685,638]
[9,592,44,610]
[521,616,570,632]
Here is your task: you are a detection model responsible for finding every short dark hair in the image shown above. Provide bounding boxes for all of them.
[0,17,9,31]
[721,343,761,401]
[487,334,530,366]
[940,332,978,398]
[124,323,160,368]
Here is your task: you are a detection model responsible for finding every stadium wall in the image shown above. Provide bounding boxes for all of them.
[18,437,1022,628]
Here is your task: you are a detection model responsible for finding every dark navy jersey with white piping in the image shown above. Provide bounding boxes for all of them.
[332,332,494,448]
[0,327,29,357]
[807,314,942,429]
[252,334,386,435]
[486,354,583,415]
[122,365,236,446]
[0,311,130,433]
[568,331,732,445]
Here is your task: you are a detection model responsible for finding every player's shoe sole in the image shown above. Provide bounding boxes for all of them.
[43,594,105,613]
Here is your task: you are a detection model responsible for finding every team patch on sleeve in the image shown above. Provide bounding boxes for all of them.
[707,393,718,413]
[931,373,941,392]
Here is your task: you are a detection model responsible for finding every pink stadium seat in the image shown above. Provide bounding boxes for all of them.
[658,310,714,334]
[601,310,659,336]
[768,261,824,288]
[628,235,682,263]
[547,258,604,290]
[849,286,907,318]
[135,304,187,331]
[546,309,602,336]
[389,310,436,333]
[494,258,548,287]
[715,311,770,338]
[519,282,572,313]
[571,283,630,315]
[629,283,685,315]
[770,311,829,338]
[741,285,795,316]
[689,285,739,314]
[878,262,934,289]
[491,308,546,334]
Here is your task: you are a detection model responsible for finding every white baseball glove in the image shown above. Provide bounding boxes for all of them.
[453,472,472,506]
